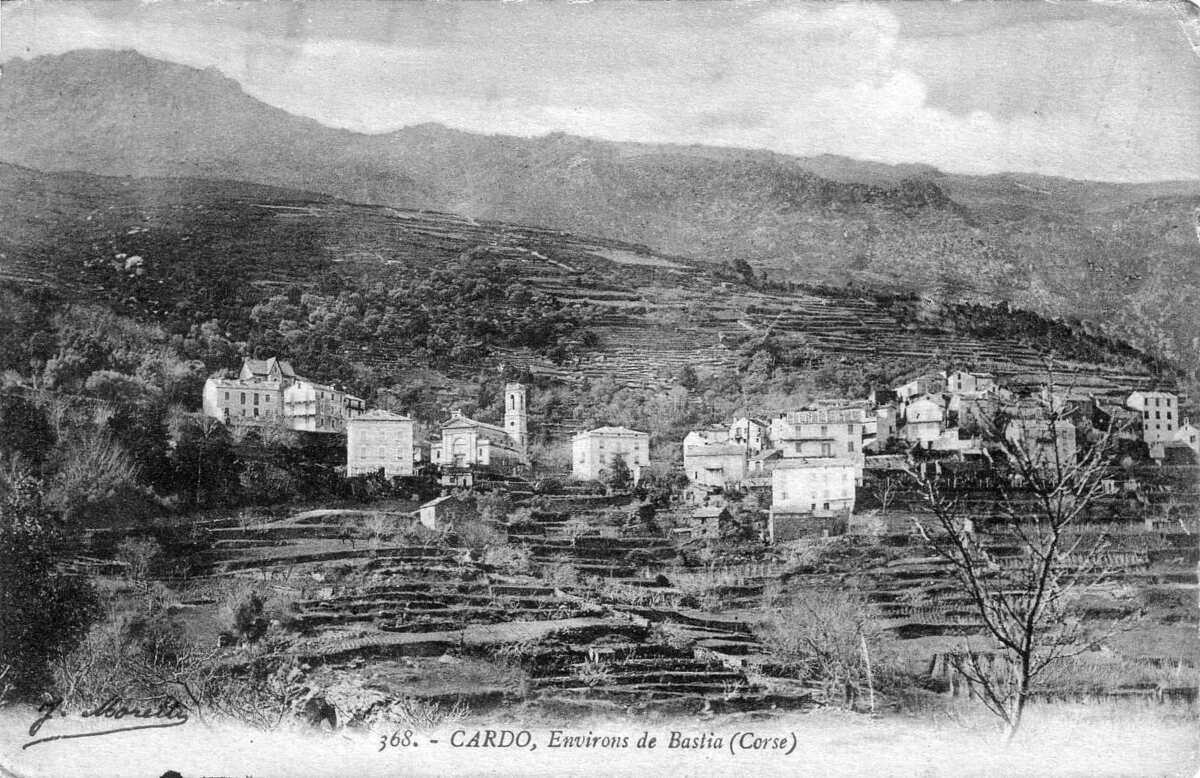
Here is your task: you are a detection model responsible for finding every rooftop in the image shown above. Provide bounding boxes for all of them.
[773,457,858,470]
[573,426,649,438]
[351,409,413,422]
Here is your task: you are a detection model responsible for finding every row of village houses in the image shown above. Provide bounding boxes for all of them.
[203,359,1197,541]
[201,357,648,481]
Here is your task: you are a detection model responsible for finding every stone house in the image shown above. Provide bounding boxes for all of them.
[571,426,650,483]
[202,356,363,433]
[1126,391,1179,453]
[418,494,478,531]
[1175,420,1200,454]
[769,406,866,463]
[945,370,996,395]
[903,394,946,447]
[729,417,769,453]
[684,443,748,487]
[346,410,415,477]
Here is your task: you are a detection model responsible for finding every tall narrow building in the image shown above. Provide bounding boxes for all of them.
[503,382,528,450]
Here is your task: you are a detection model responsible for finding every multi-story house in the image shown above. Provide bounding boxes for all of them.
[684,443,748,487]
[945,370,996,395]
[1126,391,1179,453]
[769,406,866,462]
[903,394,946,446]
[894,372,947,403]
[346,410,416,477]
[571,426,650,483]
[201,357,363,433]
[768,458,857,542]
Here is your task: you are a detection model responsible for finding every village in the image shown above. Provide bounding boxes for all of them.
[201,356,1199,543]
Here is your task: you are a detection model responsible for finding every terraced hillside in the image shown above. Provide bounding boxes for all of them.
[0,164,1173,407]
[79,474,1196,723]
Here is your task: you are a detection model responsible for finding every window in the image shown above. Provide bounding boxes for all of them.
[1155,398,1161,407]
[253,408,259,417]
[820,443,831,457]
[240,392,246,404]
[847,424,854,434]
[1156,411,1161,419]
[847,441,855,453]
[820,425,828,436]
[224,391,229,401]
[254,393,259,405]
[1167,412,1172,420]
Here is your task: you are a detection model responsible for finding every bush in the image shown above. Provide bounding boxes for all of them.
[483,544,534,575]
[115,536,162,580]
[756,587,902,708]
[540,554,579,588]
[219,583,268,644]
[456,521,504,557]
[0,473,99,701]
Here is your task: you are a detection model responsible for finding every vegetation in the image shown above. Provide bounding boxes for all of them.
[0,470,99,701]
[903,389,1129,740]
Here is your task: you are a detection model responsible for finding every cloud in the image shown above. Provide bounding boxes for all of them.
[3,0,1197,181]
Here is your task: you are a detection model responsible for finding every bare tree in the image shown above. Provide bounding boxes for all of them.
[869,472,903,511]
[903,382,1128,741]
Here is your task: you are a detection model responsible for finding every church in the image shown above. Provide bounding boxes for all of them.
[430,383,528,480]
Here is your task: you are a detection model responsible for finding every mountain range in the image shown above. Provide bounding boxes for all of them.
[2,49,1198,375]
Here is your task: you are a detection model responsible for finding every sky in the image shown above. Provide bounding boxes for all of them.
[3,0,1199,182]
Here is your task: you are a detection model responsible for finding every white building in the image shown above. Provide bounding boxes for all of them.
[1175,421,1200,454]
[431,411,525,470]
[684,444,748,487]
[769,458,858,542]
[346,410,416,477]
[429,383,529,474]
[945,370,996,395]
[1126,391,1179,450]
[895,373,946,402]
[769,406,866,462]
[903,394,946,446]
[571,426,650,483]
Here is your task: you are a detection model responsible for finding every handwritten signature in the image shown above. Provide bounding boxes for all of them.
[24,695,190,749]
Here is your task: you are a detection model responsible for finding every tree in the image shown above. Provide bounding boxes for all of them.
[171,417,243,508]
[601,454,633,492]
[0,393,56,468]
[0,469,99,701]
[903,389,1125,741]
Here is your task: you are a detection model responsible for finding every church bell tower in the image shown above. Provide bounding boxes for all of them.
[503,383,528,450]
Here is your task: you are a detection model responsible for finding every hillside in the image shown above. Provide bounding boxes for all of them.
[0,163,1171,427]
[1,50,1198,377]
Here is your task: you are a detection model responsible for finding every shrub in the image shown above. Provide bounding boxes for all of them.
[115,536,162,580]
[218,582,268,644]
[540,554,579,588]
[756,587,902,708]
[456,521,504,556]
[0,473,99,702]
[483,544,534,575]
